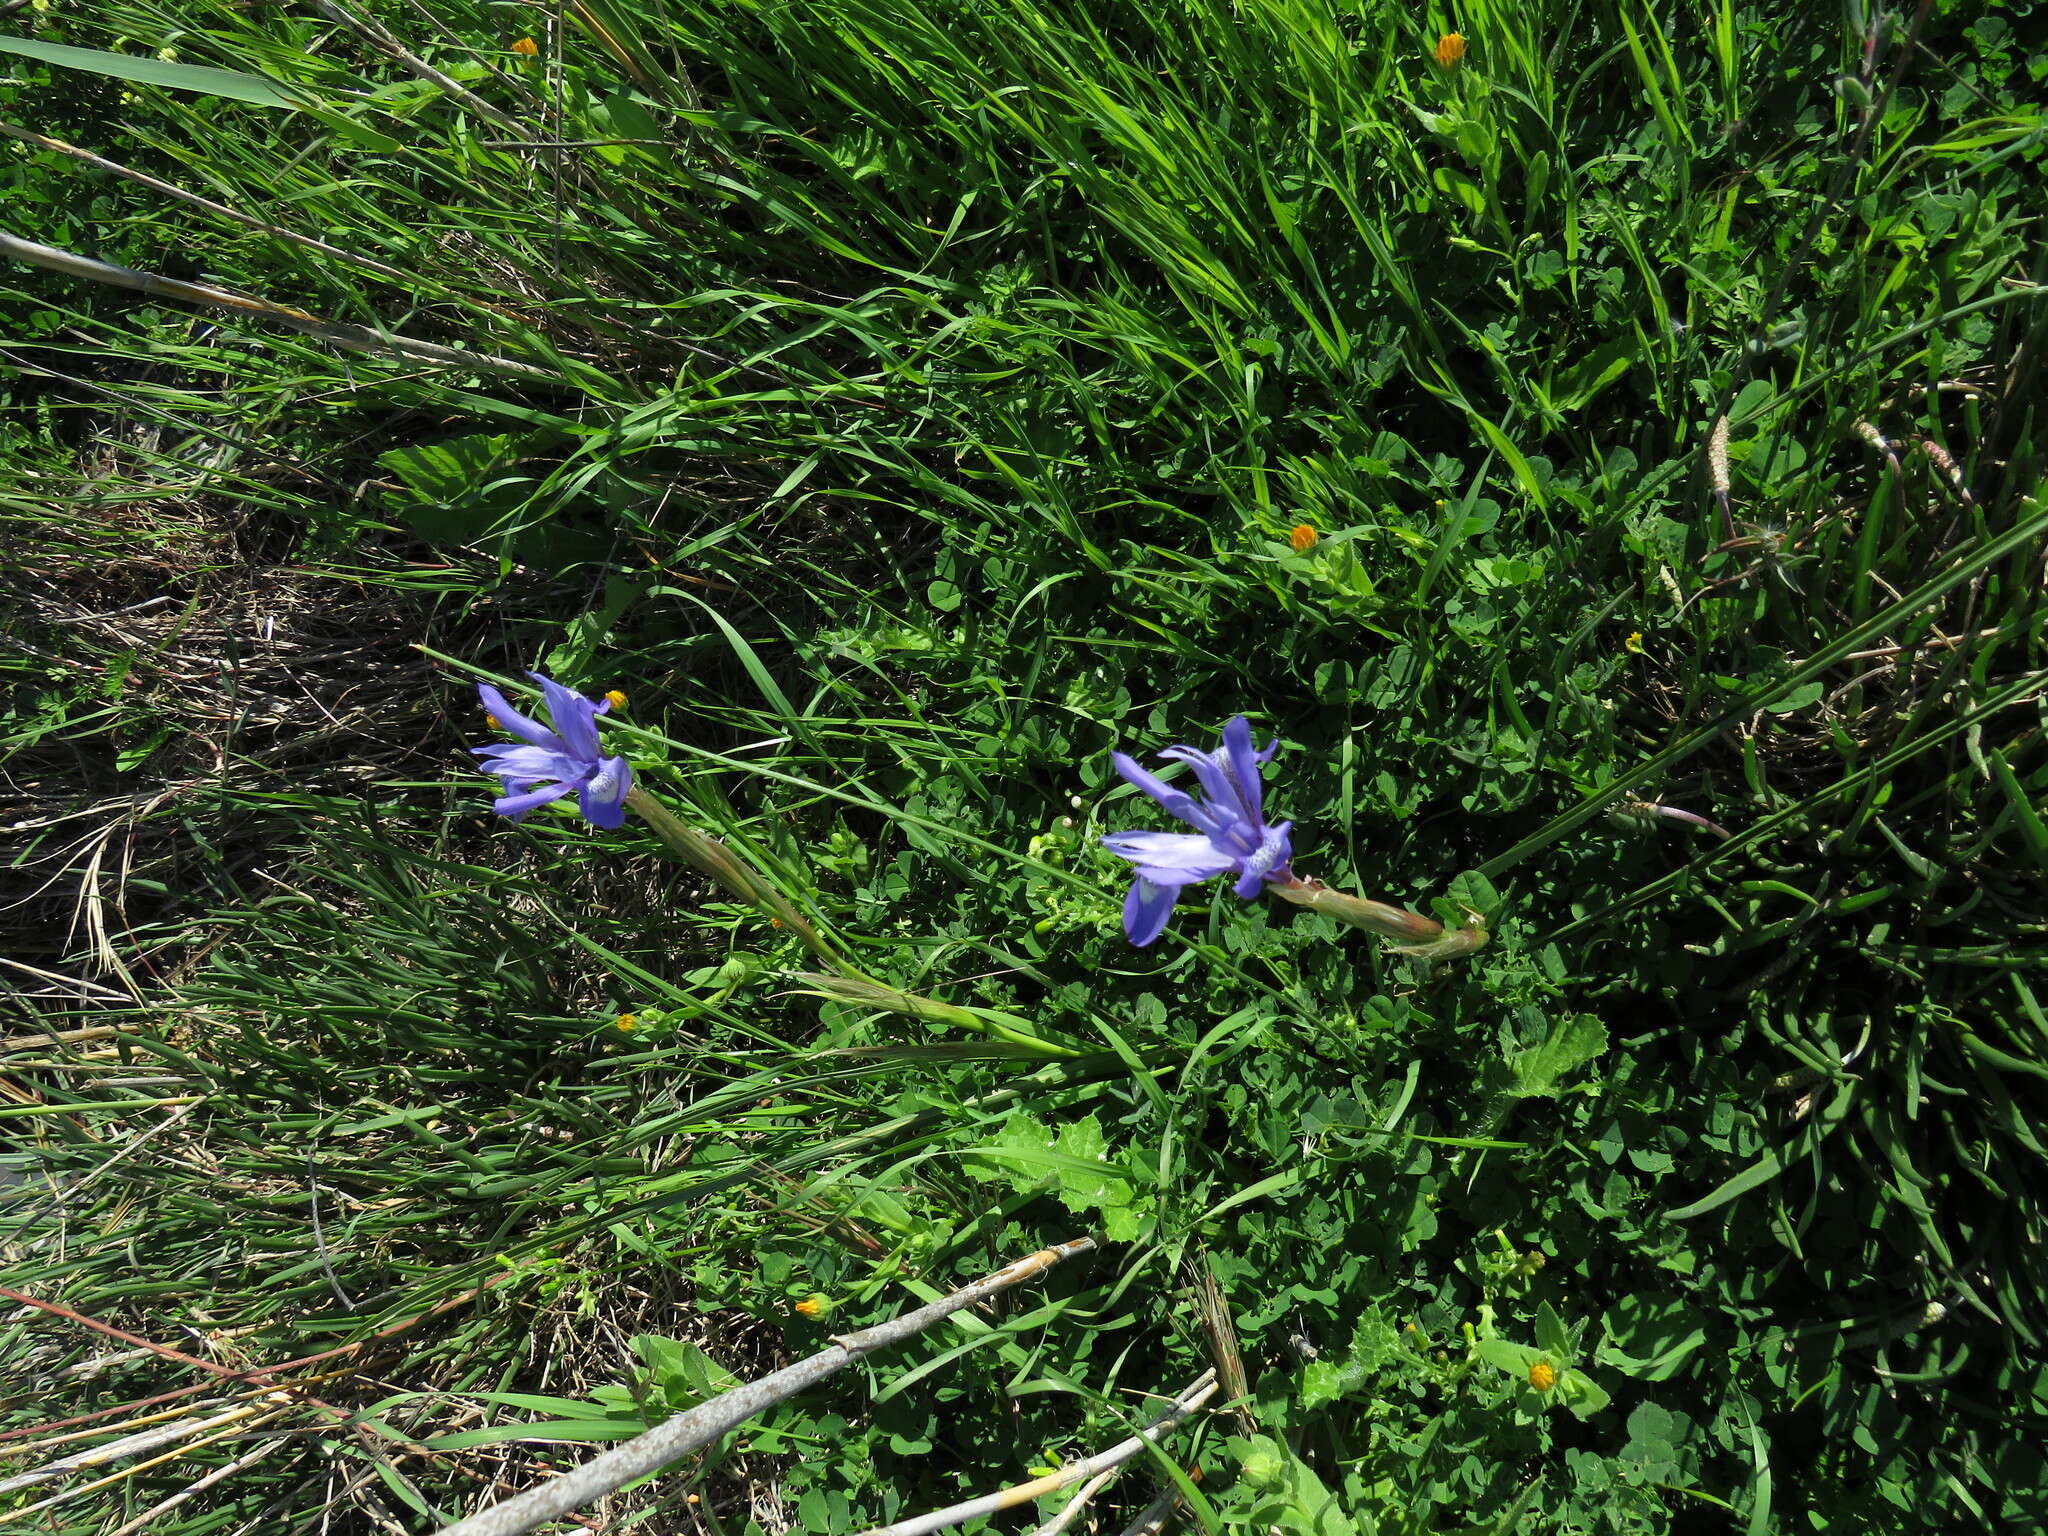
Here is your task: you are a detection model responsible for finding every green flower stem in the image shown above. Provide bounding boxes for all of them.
[624,784,847,970]
[628,786,1075,1053]
[794,973,1080,1058]
[1267,876,1488,963]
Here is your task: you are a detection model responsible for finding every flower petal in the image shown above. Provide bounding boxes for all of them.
[473,742,585,786]
[1101,830,1235,881]
[1158,743,1236,814]
[478,683,566,751]
[1111,752,1227,837]
[533,672,603,762]
[1221,716,1270,824]
[1231,821,1293,899]
[578,756,633,829]
[492,780,577,821]
[1122,877,1179,947]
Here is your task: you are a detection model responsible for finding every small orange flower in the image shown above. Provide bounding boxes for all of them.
[603,688,627,709]
[511,35,539,56]
[1624,631,1645,654]
[1288,523,1318,553]
[793,1294,830,1318]
[615,1013,637,1031]
[485,713,502,730]
[1434,31,1466,67]
[1528,1360,1558,1392]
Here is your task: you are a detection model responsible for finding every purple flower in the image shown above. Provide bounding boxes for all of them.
[472,673,633,830]
[1101,717,1294,946]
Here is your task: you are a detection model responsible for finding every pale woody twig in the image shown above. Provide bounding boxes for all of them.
[0,1404,274,1495]
[1028,1464,1124,1536]
[852,1370,1219,1536]
[1114,1477,1192,1536]
[431,1239,1097,1536]
[0,1406,293,1521]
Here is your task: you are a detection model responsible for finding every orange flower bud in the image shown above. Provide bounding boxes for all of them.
[793,1294,830,1318]
[604,689,627,709]
[615,1013,637,1031]
[1288,523,1318,553]
[1434,32,1466,67]
[511,35,539,56]
[1529,1360,1557,1392]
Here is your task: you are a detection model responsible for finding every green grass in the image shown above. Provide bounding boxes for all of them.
[3,1,2046,1532]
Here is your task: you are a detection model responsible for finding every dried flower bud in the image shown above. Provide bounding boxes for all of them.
[1707,416,1730,501]
[1916,438,1971,502]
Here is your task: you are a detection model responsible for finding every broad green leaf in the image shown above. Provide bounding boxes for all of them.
[1474,1338,1546,1377]
[1561,1369,1611,1418]
[1299,1309,1402,1411]
[1534,1301,1572,1361]
[1508,1015,1608,1098]
[0,34,307,106]
[379,435,519,502]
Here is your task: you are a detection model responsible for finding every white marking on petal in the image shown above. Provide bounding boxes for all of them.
[1240,838,1283,880]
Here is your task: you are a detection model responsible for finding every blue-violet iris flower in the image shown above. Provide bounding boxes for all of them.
[473,673,632,830]
[1101,717,1293,946]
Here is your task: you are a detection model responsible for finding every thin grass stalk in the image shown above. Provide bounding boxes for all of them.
[96,1435,294,1536]
[791,973,1080,1057]
[0,230,558,381]
[431,1238,1097,1536]
[1479,500,2048,877]
[303,0,526,131]
[622,784,846,968]
[0,123,418,285]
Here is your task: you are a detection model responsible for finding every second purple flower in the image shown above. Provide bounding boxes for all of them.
[473,672,633,830]
[1101,716,1294,947]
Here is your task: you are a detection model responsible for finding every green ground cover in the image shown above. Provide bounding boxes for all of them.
[3,0,2046,1530]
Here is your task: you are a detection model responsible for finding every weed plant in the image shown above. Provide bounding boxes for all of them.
[2,1,2046,1532]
